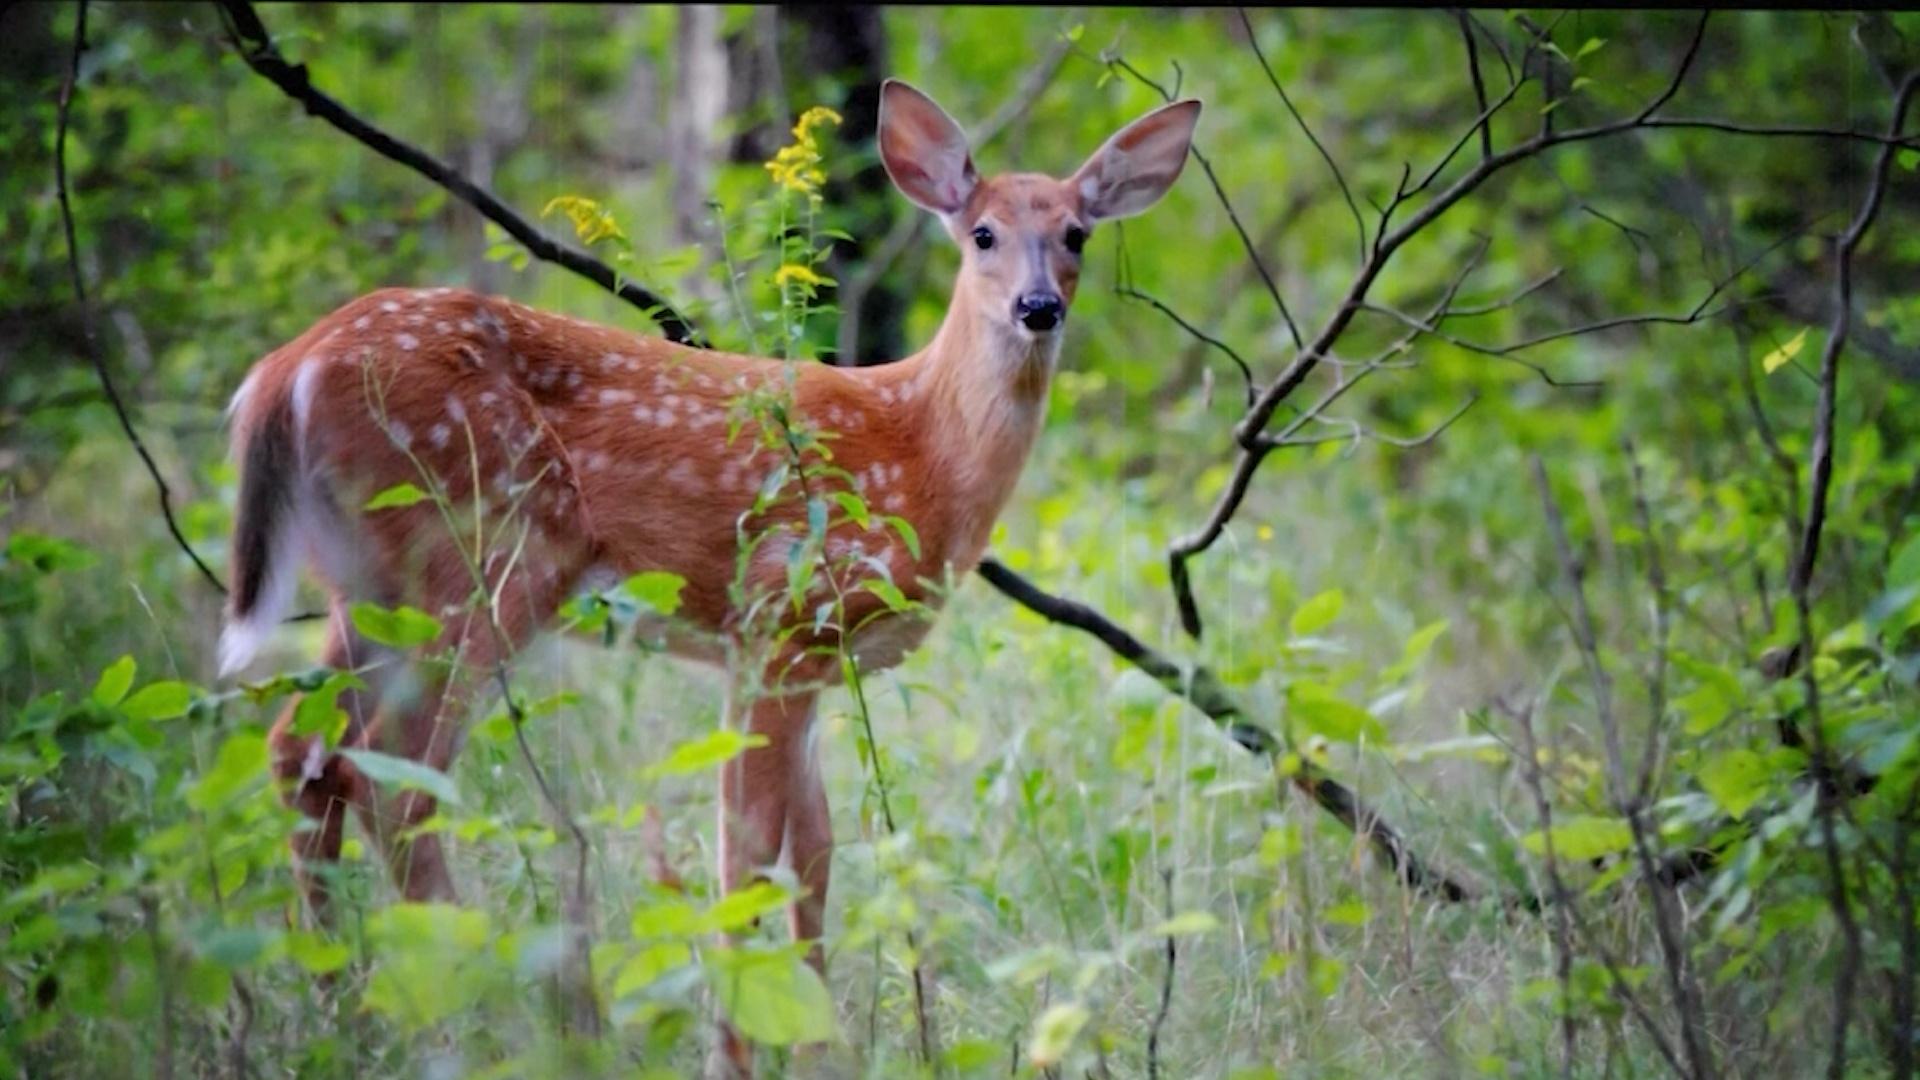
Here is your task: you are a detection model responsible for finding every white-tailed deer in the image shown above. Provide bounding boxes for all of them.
[217,80,1197,1067]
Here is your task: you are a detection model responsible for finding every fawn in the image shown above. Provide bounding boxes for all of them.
[217,79,1197,1060]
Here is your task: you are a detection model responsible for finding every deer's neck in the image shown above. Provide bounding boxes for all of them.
[902,291,1059,565]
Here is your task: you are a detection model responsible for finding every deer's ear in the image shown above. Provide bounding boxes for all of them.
[879,79,978,217]
[1070,99,1201,222]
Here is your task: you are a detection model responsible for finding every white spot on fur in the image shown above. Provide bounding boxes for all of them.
[632,405,654,425]
[386,420,412,449]
[883,492,905,512]
[397,333,419,352]
[599,388,635,405]
[381,301,401,313]
[353,315,372,331]
[478,391,499,409]
[666,459,697,488]
[435,320,452,334]
[446,396,467,423]
[430,423,451,449]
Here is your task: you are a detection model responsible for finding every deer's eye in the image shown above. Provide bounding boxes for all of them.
[972,226,995,251]
[1064,226,1087,255]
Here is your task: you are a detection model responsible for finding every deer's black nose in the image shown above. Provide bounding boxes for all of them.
[1016,292,1064,332]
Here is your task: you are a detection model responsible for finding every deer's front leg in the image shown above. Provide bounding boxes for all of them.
[784,723,831,974]
[713,689,819,1078]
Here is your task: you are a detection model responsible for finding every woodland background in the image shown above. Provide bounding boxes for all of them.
[5,5,1920,1078]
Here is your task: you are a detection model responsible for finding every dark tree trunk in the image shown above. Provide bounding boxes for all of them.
[778,6,902,366]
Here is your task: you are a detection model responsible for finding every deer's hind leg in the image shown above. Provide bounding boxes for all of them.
[268,605,386,924]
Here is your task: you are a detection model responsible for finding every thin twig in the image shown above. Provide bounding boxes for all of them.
[56,0,229,600]
[1146,868,1177,1080]
[1238,9,1367,265]
[1456,9,1494,159]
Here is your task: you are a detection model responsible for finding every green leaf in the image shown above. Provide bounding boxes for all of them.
[364,482,430,510]
[1382,620,1448,682]
[1699,749,1771,819]
[188,732,269,812]
[341,749,462,807]
[1028,1002,1090,1067]
[706,946,839,1046]
[1761,328,1808,375]
[644,729,769,779]
[122,681,194,721]
[705,882,792,932]
[831,491,869,530]
[286,930,352,975]
[1573,36,1606,60]
[1149,911,1220,937]
[611,941,692,997]
[1522,815,1634,862]
[622,571,686,616]
[1290,589,1345,636]
[864,579,911,613]
[292,671,367,739]
[1890,532,1920,591]
[885,515,921,561]
[92,655,136,707]
[349,602,444,649]
[1287,682,1385,743]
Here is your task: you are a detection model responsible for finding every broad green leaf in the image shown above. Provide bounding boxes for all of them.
[611,941,692,997]
[92,655,136,707]
[705,882,792,932]
[630,898,704,939]
[1699,749,1771,819]
[1291,589,1345,636]
[1890,532,1920,591]
[644,730,769,778]
[1287,682,1385,743]
[122,680,193,721]
[341,749,462,807]
[1522,815,1634,862]
[706,946,839,1046]
[349,602,444,649]
[1028,1002,1090,1067]
[1761,328,1807,375]
[622,571,686,616]
[285,930,352,975]
[292,671,367,739]
[188,732,269,811]
[364,482,429,510]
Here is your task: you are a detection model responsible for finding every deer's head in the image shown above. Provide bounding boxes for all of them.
[878,79,1201,345]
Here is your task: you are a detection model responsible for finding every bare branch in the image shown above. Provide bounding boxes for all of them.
[57,0,229,601]
[1533,457,1716,1080]
[973,557,1492,906]
[1105,53,1306,350]
[1456,9,1494,159]
[1116,285,1256,407]
[214,0,703,346]
[1238,9,1368,265]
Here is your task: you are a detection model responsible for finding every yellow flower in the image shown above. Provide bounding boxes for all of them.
[764,105,843,196]
[541,195,627,247]
[772,263,832,290]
